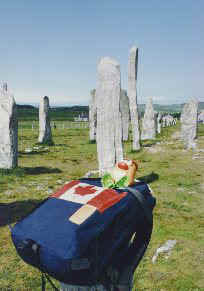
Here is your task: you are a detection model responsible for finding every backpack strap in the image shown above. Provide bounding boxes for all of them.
[41,273,46,291]
[126,187,153,226]
[41,272,60,291]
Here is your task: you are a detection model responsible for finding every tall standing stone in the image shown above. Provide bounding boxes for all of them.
[157,112,162,134]
[141,97,156,140]
[38,96,53,144]
[120,89,130,141]
[180,98,198,149]
[0,88,18,169]
[128,46,140,150]
[96,57,123,173]
[89,89,97,142]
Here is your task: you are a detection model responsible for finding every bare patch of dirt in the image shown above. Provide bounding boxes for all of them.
[171,130,180,139]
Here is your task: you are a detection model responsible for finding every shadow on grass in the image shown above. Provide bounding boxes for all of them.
[130,149,141,153]
[35,141,55,146]
[139,172,159,184]
[23,167,62,175]
[89,140,96,144]
[0,167,62,177]
[142,141,158,147]
[18,150,49,156]
[0,199,44,227]
[54,143,68,146]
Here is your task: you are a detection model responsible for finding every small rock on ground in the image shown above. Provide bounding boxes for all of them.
[152,240,177,263]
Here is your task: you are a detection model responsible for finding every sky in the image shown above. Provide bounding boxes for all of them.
[0,0,203,106]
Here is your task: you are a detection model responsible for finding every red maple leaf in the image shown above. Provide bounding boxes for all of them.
[74,185,97,196]
[88,189,127,213]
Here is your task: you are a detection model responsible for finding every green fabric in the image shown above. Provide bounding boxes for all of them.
[101,173,129,188]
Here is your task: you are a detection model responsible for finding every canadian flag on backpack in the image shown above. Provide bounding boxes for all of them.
[50,180,127,224]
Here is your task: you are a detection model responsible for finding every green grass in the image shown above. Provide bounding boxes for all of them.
[0,122,204,290]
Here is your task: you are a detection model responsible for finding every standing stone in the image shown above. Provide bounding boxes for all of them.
[165,114,174,126]
[53,121,56,129]
[120,89,130,141]
[162,116,166,127]
[198,110,204,123]
[38,96,53,144]
[1,82,8,92]
[96,57,123,173]
[128,46,140,150]
[162,114,174,127]
[0,88,18,169]
[180,98,198,149]
[89,89,97,141]
[141,97,156,140]
[157,112,162,134]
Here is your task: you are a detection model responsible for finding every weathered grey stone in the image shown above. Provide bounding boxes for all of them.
[128,47,140,150]
[38,96,53,144]
[0,88,18,169]
[180,98,198,149]
[152,240,177,263]
[89,89,97,141]
[120,89,130,141]
[96,57,123,173]
[141,98,156,140]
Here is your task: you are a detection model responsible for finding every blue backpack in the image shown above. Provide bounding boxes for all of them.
[11,178,155,289]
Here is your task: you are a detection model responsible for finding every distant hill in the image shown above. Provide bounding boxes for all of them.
[17,104,89,121]
[139,102,204,113]
[17,102,204,121]
[197,102,204,111]
[16,104,36,110]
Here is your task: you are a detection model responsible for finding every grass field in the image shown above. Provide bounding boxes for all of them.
[0,122,204,290]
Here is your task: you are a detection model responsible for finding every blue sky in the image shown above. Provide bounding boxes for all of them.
[0,0,203,106]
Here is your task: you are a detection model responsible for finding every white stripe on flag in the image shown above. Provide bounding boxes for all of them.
[59,183,103,204]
